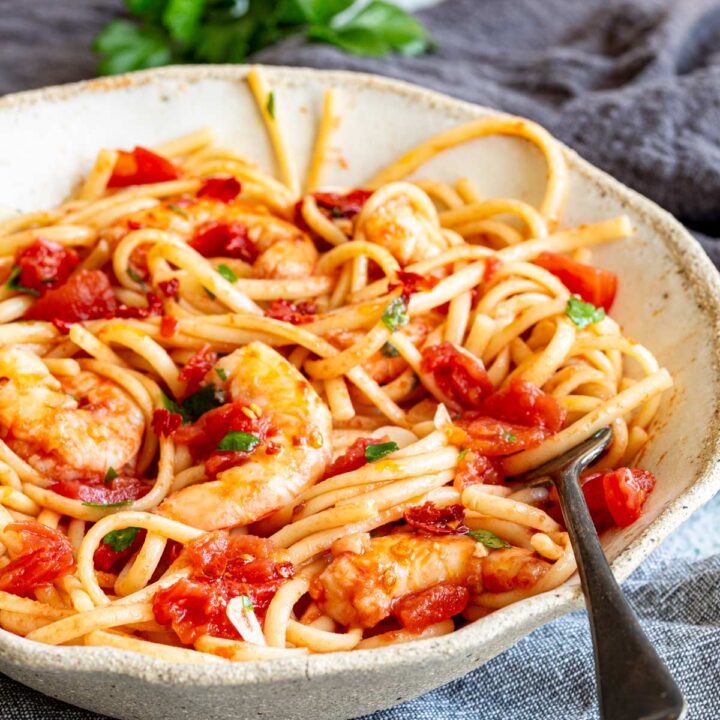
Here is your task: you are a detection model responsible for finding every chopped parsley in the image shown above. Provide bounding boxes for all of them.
[217,263,239,283]
[5,266,40,297]
[103,466,119,484]
[102,526,140,552]
[215,367,228,382]
[160,392,189,423]
[126,267,145,286]
[82,499,133,508]
[167,203,189,218]
[365,441,399,463]
[565,296,605,329]
[458,448,468,461]
[182,384,225,422]
[502,431,517,443]
[468,528,511,549]
[266,91,275,119]
[381,342,400,357]
[217,431,260,452]
[381,297,409,332]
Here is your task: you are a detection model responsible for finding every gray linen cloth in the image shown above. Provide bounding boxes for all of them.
[0,1,719,718]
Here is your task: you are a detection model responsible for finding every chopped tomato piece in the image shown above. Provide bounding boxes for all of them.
[312,189,373,220]
[160,314,178,337]
[404,502,466,535]
[174,400,271,462]
[264,299,317,325]
[24,269,118,325]
[152,408,183,438]
[479,378,566,433]
[14,239,79,296]
[158,278,179,299]
[535,252,617,311]
[198,177,242,203]
[421,342,494,412]
[93,529,147,573]
[393,582,469,633]
[108,146,180,188]
[179,344,217,397]
[321,437,376,481]
[0,521,75,596]
[481,548,550,593]
[454,450,505,488]
[455,416,548,456]
[50,476,151,504]
[188,222,257,263]
[152,531,294,644]
[113,292,164,320]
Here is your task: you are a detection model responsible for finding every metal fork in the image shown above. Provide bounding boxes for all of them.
[517,427,686,720]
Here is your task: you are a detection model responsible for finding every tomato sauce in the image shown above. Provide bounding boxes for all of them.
[14,239,79,295]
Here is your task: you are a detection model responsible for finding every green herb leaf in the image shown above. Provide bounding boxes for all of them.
[381,296,409,332]
[160,391,190,423]
[308,1,431,57]
[104,466,119,484]
[266,91,276,119]
[102,526,140,553]
[458,448,468,461]
[182,384,225,422]
[291,0,354,24]
[240,594,254,610]
[217,263,239,283]
[215,367,227,381]
[381,341,399,357]
[365,441,399,463]
[168,203,189,218]
[468,528,511,549]
[502,431,517,443]
[82,500,134,508]
[126,266,146,286]
[217,431,260,452]
[163,0,206,45]
[5,266,40,297]
[93,20,174,75]
[565,296,605,329]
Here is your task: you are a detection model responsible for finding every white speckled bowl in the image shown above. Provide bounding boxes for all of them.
[0,66,719,720]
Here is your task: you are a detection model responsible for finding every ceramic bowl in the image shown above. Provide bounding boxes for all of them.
[0,65,718,720]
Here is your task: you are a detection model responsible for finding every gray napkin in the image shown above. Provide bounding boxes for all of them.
[1,1,719,718]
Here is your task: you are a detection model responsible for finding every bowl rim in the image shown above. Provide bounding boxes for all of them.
[1,62,719,688]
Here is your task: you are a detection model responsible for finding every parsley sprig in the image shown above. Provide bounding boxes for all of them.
[565,296,605,329]
[94,1,433,76]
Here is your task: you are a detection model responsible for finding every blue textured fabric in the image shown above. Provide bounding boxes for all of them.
[0,1,719,718]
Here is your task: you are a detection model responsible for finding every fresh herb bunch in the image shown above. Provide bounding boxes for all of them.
[94,0,433,75]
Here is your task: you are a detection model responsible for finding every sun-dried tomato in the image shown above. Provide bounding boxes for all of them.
[404,502,467,535]
[158,278,180,299]
[393,583,469,633]
[264,299,317,325]
[50,476,151,504]
[179,344,217,397]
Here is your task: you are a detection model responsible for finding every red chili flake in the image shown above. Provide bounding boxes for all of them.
[388,271,438,302]
[14,239,79,296]
[152,408,183,438]
[152,531,294,644]
[114,292,164,320]
[404,502,467,535]
[108,146,180,188]
[160,314,178,338]
[189,222,258,263]
[264,299,317,325]
[392,582,470,633]
[421,342,494,412]
[158,278,180,299]
[0,521,76,596]
[178,344,217,397]
[198,177,242,203]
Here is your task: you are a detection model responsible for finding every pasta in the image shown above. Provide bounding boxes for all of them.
[0,70,671,663]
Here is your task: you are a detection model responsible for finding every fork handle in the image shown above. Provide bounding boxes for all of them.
[556,466,686,720]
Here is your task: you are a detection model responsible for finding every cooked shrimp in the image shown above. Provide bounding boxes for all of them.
[361,191,444,265]
[159,342,332,530]
[0,347,143,481]
[481,547,550,592]
[311,532,482,628]
[111,197,317,279]
[327,315,439,384]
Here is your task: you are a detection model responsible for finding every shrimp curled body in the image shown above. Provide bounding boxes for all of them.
[0,347,144,481]
[159,342,332,530]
